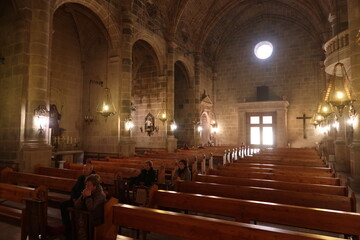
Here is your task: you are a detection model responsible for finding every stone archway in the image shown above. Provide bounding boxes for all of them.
[132,39,165,149]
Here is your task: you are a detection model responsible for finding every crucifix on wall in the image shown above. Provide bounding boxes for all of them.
[296,113,312,139]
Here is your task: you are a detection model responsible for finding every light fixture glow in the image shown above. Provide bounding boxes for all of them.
[254,41,273,59]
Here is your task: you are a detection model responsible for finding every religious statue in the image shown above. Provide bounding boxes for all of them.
[49,104,62,136]
[144,113,155,136]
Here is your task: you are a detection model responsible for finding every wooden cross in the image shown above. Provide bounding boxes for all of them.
[296,113,312,139]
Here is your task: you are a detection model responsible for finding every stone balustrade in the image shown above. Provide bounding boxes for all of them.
[323,30,349,56]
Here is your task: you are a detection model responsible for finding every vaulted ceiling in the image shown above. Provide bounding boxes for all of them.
[152,0,337,59]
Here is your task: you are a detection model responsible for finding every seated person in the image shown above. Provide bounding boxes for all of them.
[130,160,156,187]
[173,159,191,182]
[60,163,95,237]
[74,174,106,226]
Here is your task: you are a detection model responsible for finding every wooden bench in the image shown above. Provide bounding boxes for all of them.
[208,168,341,185]
[64,162,161,183]
[193,174,347,196]
[229,162,333,173]
[1,168,75,208]
[34,165,120,186]
[217,165,335,177]
[237,158,326,167]
[174,180,356,211]
[149,189,360,239]
[0,183,48,240]
[112,203,344,240]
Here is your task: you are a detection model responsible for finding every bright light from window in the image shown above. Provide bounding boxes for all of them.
[263,127,273,145]
[254,41,273,59]
[251,127,260,144]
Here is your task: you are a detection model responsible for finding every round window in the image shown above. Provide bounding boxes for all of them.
[254,41,273,59]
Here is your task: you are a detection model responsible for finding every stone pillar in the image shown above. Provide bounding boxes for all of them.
[166,42,177,152]
[192,52,201,147]
[334,117,350,172]
[347,0,360,191]
[118,10,135,156]
[20,0,52,172]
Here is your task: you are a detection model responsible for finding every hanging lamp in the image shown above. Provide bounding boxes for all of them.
[96,0,116,120]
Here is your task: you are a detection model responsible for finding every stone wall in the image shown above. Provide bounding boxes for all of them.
[131,40,167,149]
[215,18,324,147]
[0,0,25,167]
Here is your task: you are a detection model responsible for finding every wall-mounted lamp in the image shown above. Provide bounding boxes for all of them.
[125,117,134,130]
[210,122,219,134]
[197,125,203,132]
[34,105,49,134]
[170,120,177,131]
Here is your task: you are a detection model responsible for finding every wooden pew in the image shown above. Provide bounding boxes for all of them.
[217,165,335,177]
[149,190,360,239]
[0,183,48,240]
[64,162,162,183]
[229,162,333,173]
[208,169,340,185]
[1,168,75,207]
[112,204,344,240]
[237,158,326,167]
[174,181,356,212]
[193,174,347,196]
[34,165,119,186]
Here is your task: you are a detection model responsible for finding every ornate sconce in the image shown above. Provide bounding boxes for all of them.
[34,105,49,134]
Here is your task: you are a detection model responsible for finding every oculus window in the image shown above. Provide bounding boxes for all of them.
[254,41,273,59]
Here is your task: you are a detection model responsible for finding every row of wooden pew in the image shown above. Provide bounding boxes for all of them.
[1,147,359,240]
[71,147,360,240]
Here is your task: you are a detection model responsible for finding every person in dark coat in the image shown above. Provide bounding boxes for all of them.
[132,160,156,187]
[60,163,95,237]
[74,174,106,226]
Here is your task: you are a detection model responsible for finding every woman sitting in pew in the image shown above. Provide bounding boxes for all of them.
[75,174,106,225]
[130,160,156,187]
[173,159,191,182]
[61,163,95,238]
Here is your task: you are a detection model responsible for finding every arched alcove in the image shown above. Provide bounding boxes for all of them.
[174,61,193,147]
[132,40,165,149]
[50,3,116,154]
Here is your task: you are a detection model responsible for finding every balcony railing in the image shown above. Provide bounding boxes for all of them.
[323,30,349,56]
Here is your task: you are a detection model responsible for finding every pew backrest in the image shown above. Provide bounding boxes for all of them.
[112,204,344,240]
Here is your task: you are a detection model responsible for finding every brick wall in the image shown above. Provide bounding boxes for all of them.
[215,18,324,147]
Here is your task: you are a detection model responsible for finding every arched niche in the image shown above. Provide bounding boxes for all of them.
[174,60,193,147]
[50,3,117,153]
[132,40,165,149]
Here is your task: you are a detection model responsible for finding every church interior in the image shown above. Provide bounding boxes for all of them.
[1,0,360,239]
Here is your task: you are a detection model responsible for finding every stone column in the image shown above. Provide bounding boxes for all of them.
[20,0,52,172]
[334,117,350,172]
[166,42,177,152]
[192,52,201,147]
[347,0,360,191]
[118,10,135,156]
